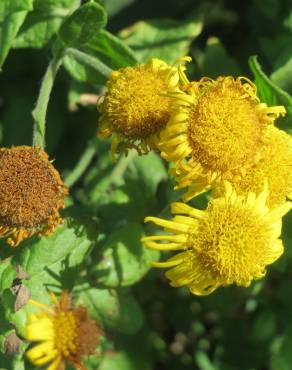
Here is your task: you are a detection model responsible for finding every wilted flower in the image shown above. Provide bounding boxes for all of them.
[0,146,68,246]
[25,291,101,370]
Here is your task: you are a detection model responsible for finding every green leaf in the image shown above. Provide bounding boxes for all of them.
[79,287,144,334]
[0,259,17,293]
[103,0,135,17]
[83,145,133,205]
[92,223,158,287]
[85,151,168,234]
[0,0,33,67]
[248,55,292,120]
[0,305,14,353]
[0,0,33,12]
[13,0,80,49]
[63,29,137,84]
[271,57,292,95]
[203,37,240,77]
[87,29,137,68]
[119,18,203,63]
[13,223,92,277]
[86,151,167,214]
[59,1,107,47]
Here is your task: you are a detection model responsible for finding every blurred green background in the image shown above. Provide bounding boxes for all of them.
[1,1,292,369]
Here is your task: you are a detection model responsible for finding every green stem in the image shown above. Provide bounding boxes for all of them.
[65,141,97,187]
[65,48,112,78]
[32,56,63,147]
[109,150,136,182]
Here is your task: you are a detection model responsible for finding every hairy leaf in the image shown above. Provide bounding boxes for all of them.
[249,56,292,120]
[119,18,203,63]
[59,1,107,47]
[203,37,240,77]
[92,223,158,287]
[63,29,137,84]
[0,0,33,67]
[14,0,80,49]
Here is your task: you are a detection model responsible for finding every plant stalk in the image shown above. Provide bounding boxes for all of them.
[32,56,63,147]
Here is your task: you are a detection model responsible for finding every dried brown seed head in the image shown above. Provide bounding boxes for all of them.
[0,146,68,246]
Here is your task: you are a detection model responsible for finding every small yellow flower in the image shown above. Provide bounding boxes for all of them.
[143,183,291,296]
[159,76,286,196]
[214,126,292,208]
[0,146,68,246]
[25,291,101,370]
[98,58,182,155]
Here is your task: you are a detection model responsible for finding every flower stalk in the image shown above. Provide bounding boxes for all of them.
[32,56,63,148]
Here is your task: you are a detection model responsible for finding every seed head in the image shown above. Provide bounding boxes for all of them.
[0,146,68,246]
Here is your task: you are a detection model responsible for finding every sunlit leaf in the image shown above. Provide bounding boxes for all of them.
[14,0,80,49]
[119,18,203,63]
[249,55,292,121]
[59,1,107,47]
[0,0,33,67]
[92,223,158,287]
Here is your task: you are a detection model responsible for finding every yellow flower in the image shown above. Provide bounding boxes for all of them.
[143,183,291,295]
[25,291,101,370]
[214,126,292,208]
[159,76,286,196]
[98,58,184,155]
[0,146,68,247]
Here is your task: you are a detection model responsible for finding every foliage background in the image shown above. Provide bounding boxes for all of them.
[1,0,292,369]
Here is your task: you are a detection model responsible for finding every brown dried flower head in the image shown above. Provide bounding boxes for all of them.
[0,146,68,246]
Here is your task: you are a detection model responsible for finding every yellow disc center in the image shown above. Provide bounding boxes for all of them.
[188,79,265,174]
[54,311,78,358]
[104,66,171,139]
[190,201,271,284]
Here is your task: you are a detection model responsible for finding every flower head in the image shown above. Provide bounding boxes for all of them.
[0,146,68,246]
[159,76,286,194]
[25,291,101,370]
[98,58,182,155]
[214,126,292,208]
[143,183,291,295]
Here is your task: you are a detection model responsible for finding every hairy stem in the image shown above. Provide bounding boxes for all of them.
[32,56,63,147]
[65,48,112,78]
[65,140,98,187]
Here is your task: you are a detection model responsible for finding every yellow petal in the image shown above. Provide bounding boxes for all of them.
[26,341,55,361]
[144,216,190,233]
[171,202,204,219]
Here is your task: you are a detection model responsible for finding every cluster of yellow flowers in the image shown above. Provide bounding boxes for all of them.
[98,57,292,296]
[2,57,292,370]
